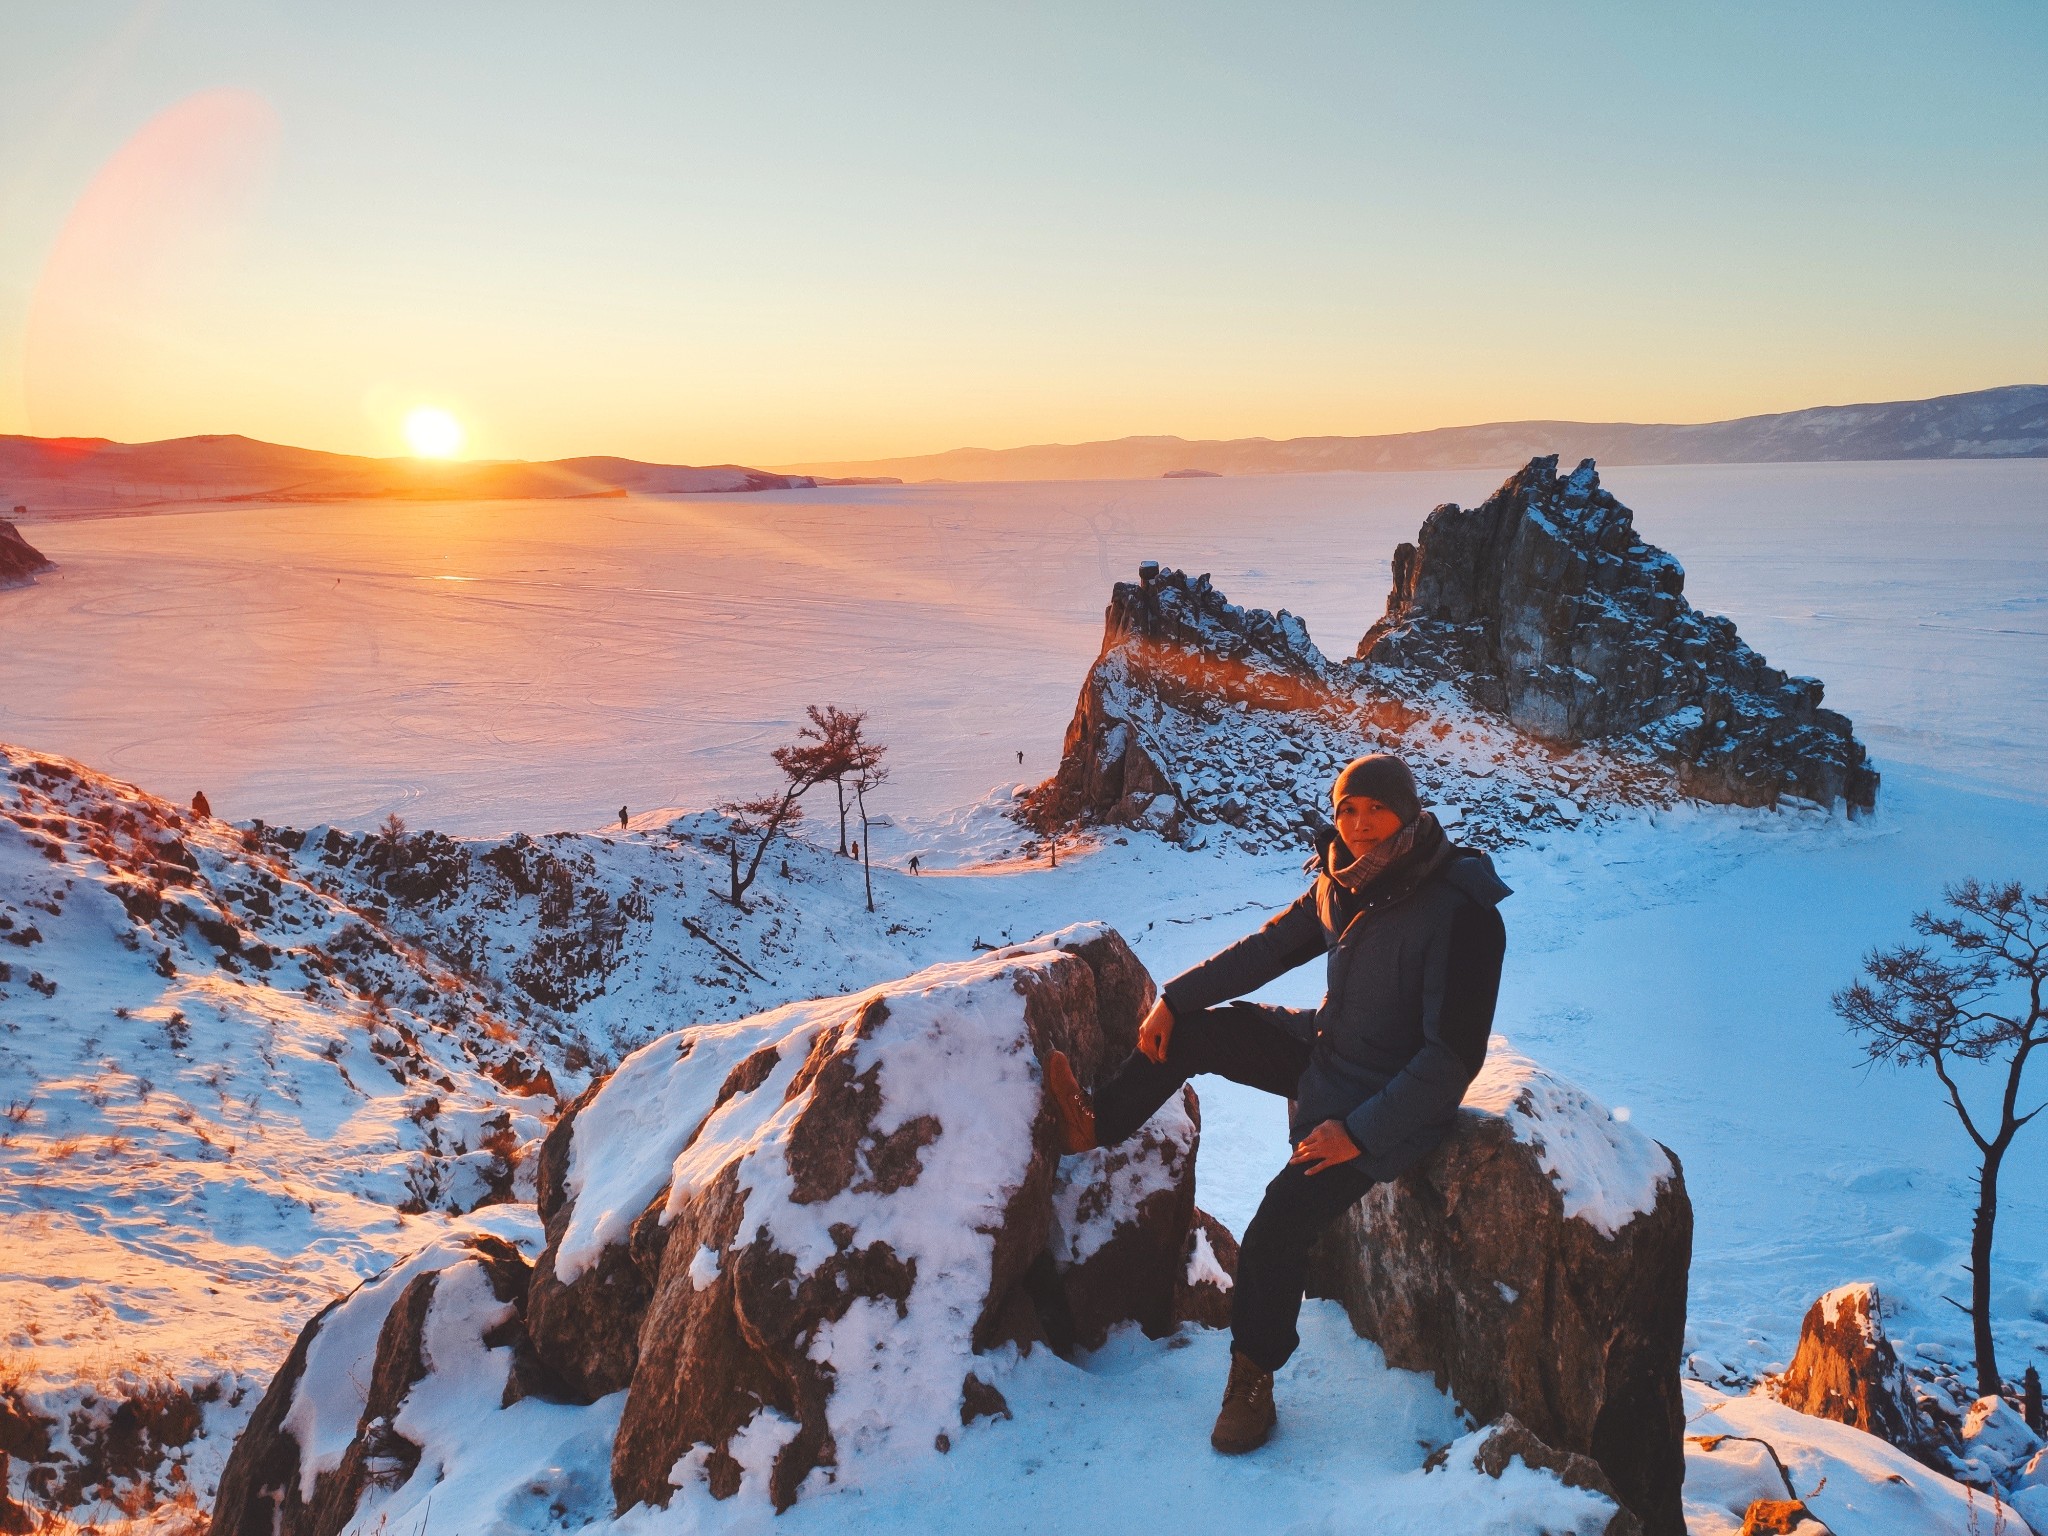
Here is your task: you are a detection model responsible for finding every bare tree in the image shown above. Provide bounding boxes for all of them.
[1833,878,2048,1398]
[851,755,889,913]
[798,705,869,856]
[717,734,835,909]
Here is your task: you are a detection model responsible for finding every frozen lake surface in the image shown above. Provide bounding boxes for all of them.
[6,459,2043,833]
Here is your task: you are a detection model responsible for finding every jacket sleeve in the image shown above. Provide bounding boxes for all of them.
[1159,889,1327,1017]
[1342,896,1506,1156]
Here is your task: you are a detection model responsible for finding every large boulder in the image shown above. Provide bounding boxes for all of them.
[1358,455,1879,812]
[1768,1282,1948,1467]
[1306,1038,1693,1536]
[603,924,1212,1512]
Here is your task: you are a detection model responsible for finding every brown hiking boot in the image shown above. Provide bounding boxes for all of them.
[1045,1049,1097,1154]
[1210,1351,1276,1454]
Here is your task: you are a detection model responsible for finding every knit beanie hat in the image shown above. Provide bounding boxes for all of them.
[1330,753,1421,827]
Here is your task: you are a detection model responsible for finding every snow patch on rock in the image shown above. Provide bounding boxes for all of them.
[1464,1037,1674,1238]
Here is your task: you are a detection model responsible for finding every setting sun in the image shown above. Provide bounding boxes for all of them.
[403,404,464,459]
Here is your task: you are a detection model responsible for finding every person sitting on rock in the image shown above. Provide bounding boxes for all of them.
[1046,752,1509,1455]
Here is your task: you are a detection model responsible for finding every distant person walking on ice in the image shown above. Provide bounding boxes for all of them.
[908,854,922,875]
[1045,753,1509,1455]
[619,805,629,829]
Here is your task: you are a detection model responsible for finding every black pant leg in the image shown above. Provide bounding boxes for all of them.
[1090,1002,1312,1148]
[1230,1159,1378,1372]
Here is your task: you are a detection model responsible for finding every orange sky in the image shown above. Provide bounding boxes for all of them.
[2,5,2042,466]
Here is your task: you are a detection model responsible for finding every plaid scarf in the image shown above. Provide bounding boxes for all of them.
[1325,810,1450,897]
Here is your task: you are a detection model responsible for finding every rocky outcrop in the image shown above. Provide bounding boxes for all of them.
[1769,1283,1948,1466]
[1359,456,1879,812]
[1023,560,1665,851]
[1049,1086,1201,1350]
[209,1233,540,1536]
[1028,457,1877,853]
[0,517,53,589]
[1306,1039,1693,1536]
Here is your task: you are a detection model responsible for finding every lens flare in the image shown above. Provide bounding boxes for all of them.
[403,405,465,458]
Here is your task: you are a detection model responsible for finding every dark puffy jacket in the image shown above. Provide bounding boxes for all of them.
[1160,827,1510,1181]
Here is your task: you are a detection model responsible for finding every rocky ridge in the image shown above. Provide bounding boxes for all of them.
[1360,456,1878,811]
[1029,458,1877,852]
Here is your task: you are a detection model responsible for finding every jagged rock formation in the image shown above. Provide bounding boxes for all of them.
[0,516,53,588]
[1307,1040,1693,1536]
[1025,558,1674,852]
[1360,456,1878,812]
[208,927,1241,1529]
[1769,1283,1949,1467]
[1030,458,1879,853]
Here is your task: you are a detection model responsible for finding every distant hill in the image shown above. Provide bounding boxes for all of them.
[0,434,815,516]
[776,384,2048,483]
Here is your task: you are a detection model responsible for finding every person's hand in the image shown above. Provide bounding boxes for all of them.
[1137,997,1176,1064]
[1288,1119,1361,1176]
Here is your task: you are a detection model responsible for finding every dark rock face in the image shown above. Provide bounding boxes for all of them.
[0,518,53,589]
[523,1082,657,1402]
[1306,1044,1693,1536]
[1770,1283,1944,1465]
[1359,455,1878,812]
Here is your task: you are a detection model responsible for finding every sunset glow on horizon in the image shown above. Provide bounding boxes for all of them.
[1,5,2042,468]
[402,405,465,460]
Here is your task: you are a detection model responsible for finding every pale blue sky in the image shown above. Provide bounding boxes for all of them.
[1,1,2041,463]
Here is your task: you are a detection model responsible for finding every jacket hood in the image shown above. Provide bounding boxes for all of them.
[1443,849,1512,907]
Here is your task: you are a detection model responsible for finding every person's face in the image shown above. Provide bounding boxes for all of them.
[1333,795,1404,859]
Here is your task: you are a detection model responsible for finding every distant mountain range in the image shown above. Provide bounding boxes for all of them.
[777,384,2048,482]
[0,434,820,516]
[5,385,2042,515]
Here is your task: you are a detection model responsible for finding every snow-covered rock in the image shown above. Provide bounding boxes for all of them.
[212,924,1233,1528]
[604,924,1202,1512]
[1439,1415,1641,1536]
[1958,1392,2045,1484]
[1769,1282,1946,1465]
[1684,1379,2032,1536]
[1307,1038,1693,1535]
[1358,456,1879,812]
